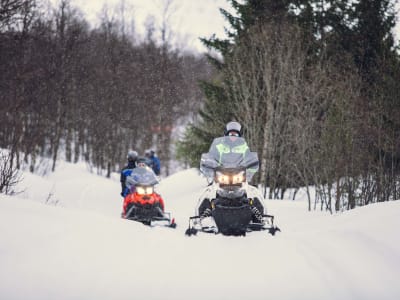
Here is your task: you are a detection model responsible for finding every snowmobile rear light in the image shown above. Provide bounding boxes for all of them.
[136,186,154,195]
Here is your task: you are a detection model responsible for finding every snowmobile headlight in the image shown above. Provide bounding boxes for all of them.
[136,186,153,195]
[232,171,245,184]
[216,171,230,185]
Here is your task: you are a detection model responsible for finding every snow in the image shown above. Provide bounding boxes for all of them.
[1,161,400,300]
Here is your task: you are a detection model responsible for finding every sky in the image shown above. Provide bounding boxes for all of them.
[45,0,400,54]
[54,0,237,53]
[0,158,400,299]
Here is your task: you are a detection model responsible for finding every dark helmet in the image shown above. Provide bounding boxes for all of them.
[224,121,242,137]
[136,156,152,167]
[127,150,138,162]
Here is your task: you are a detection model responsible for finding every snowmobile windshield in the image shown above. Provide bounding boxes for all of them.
[200,136,259,181]
[126,167,159,187]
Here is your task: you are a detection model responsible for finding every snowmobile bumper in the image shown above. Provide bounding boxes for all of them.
[185,213,280,236]
[124,206,176,228]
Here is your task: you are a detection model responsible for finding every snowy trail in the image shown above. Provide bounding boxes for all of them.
[1,163,400,300]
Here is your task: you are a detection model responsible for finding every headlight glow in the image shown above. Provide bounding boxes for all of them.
[215,171,245,185]
[232,171,245,184]
[216,171,230,184]
[136,186,154,195]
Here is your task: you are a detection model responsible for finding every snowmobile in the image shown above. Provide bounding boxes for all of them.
[122,166,176,228]
[185,135,280,236]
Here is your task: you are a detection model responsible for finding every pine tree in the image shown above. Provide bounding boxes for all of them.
[351,0,397,84]
[177,0,400,205]
[177,0,291,167]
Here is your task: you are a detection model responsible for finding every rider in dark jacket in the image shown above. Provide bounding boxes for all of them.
[120,150,138,197]
[145,149,161,175]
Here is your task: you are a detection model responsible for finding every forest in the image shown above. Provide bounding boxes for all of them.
[0,0,212,178]
[177,0,400,211]
[1,0,400,212]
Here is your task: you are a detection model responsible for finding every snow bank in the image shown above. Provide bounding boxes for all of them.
[1,162,399,300]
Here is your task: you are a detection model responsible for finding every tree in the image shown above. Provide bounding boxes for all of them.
[223,21,363,204]
[0,0,36,32]
[0,0,38,170]
[0,151,22,194]
[177,0,280,166]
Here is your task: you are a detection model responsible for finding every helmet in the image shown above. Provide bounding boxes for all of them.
[145,149,155,157]
[127,150,138,161]
[224,121,242,137]
[136,156,152,167]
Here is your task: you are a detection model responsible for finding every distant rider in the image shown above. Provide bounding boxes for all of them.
[145,149,161,176]
[120,150,138,197]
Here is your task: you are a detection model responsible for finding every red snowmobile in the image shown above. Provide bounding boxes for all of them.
[122,166,176,228]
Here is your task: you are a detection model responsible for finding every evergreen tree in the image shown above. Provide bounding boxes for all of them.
[351,0,396,84]
[177,0,292,167]
[177,0,400,206]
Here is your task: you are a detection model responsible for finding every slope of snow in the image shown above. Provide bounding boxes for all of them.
[1,161,399,300]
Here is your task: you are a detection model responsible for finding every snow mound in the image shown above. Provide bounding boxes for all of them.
[1,161,399,300]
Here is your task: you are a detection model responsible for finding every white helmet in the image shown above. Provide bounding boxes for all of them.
[127,150,138,161]
[224,121,242,137]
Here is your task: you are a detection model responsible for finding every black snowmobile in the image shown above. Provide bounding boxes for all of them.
[185,136,280,236]
[123,166,176,228]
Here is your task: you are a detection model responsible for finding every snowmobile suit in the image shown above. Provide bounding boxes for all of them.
[145,150,161,175]
[206,136,258,179]
[120,160,137,197]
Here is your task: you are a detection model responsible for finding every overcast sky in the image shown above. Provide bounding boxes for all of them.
[48,0,400,54]
[53,0,235,53]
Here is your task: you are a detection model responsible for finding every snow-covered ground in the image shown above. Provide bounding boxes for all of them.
[1,161,399,300]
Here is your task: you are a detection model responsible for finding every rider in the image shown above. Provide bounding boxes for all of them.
[199,121,264,224]
[145,149,161,175]
[136,156,153,169]
[120,150,138,197]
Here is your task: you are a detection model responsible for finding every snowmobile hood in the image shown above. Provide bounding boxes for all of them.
[126,167,159,187]
[200,136,259,182]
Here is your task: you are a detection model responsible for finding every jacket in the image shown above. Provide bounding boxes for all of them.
[120,160,136,196]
